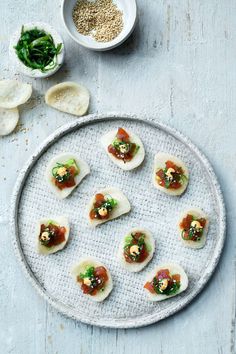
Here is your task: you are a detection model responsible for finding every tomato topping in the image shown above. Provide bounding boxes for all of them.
[95,193,105,202]
[156,269,171,280]
[144,268,181,296]
[156,160,185,190]
[94,266,109,281]
[116,127,130,142]
[165,160,177,169]
[172,274,180,282]
[144,281,155,293]
[180,214,193,230]
[107,127,138,162]
[39,223,66,247]
[77,266,109,296]
[123,232,149,264]
[180,214,206,242]
[54,166,77,190]
[89,193,117,220]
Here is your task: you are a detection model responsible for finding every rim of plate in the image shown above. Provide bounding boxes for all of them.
[10,113,226,328]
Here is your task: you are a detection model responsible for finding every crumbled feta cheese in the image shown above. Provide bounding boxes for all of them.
[83,277,92,286]
[166,167,175,180]
[119,143,129,154]
[191,220,202,230]
[159,278,168,292]
[130,245,140,256]
[41,231,50,241]
[98,207,108,217]
[57,166,67,177]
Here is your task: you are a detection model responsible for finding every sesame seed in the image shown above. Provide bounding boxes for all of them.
[72,0,123,42]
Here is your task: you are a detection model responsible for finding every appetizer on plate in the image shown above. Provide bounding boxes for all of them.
[88,187,131,227]
[153,152,189,196]
[45,153,90,199]
[37,216,69,255]
[179,208,209,249]
[0,79,32,109]
[71,257,113,302]
[144,263,188,301]
[45,82,90,116]
[101,127,145,170]
[118,228,155,272]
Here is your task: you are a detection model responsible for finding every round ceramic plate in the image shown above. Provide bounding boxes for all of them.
[10,114,226,328]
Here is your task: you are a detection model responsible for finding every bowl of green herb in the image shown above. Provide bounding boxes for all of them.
[10,22,64,78]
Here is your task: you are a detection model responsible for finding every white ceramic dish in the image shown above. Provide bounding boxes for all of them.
[9,22,65,78]
[61,0,137,51]
[10,114,226,328]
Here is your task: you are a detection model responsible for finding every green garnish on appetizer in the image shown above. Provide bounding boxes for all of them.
[51,159,79,190]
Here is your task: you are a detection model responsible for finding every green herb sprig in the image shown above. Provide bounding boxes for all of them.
[153,277,180,295]
[79,266,95,279]
[14,26,62,73]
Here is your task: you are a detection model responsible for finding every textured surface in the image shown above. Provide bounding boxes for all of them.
[12,115,225,327]
[11,115,225,327]
[1,0,236,352]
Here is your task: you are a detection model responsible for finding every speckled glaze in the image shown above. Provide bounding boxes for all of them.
[10,114,226,328]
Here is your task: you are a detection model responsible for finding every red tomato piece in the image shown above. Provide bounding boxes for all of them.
[144,281,155,293]
[117,127,130,141]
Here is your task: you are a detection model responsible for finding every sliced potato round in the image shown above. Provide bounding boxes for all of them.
[45,153,90,199]
[153,152,189,196]
[0,80,32,109]
[118,227,155,272]
[101,129,145,171]
[71,257,113,302]
[37,216,70,255]
[87,187,131,227]
[45,82,90,116]
[144,263,188,301]
[0,107,19,136]
[178,208,209,249]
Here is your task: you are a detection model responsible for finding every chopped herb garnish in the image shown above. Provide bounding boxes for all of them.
[123,232,149,263]
[52,159,79,183]
[14,26,62,73]
[79,266,95,279]
[108,128,140,162]
[156,161,187,189]
[153,276,180,295]
[180,214,206,242]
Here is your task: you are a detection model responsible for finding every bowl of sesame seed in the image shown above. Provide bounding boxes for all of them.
[61,0,137,51]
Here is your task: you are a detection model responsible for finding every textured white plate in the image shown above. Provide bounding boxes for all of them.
[10,114,226,328]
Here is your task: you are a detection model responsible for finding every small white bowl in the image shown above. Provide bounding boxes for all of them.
[61,0,137,51]
[9,22,65,78]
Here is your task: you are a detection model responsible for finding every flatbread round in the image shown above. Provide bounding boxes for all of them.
[118,227,155,272]
[0,107,19,136]
[153,152,189,196]
[144,263,188,301]
[101,129,145,171]
[37,216,70,255]
[178,208,209,249]
[45,152,90,199]
[45,82,90,116]
[71,257,113,302]
[87,187,131,227]
[0,80,32,109]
